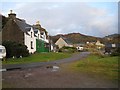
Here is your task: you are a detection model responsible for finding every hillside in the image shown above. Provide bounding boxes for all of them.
[104,34,120,38]
[104,34,120,43]
[50,33,104,44]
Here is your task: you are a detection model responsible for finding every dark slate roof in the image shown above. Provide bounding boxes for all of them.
[61,37,72,44]
[15,18,32,32]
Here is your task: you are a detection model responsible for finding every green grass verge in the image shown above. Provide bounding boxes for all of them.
[2,52,72,65]
[65,54,119,81]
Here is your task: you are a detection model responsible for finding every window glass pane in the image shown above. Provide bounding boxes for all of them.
[0,49,2,52]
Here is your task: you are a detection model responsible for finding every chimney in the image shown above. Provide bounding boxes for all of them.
[36,21,40,25]
[34,21,41,29]
[8,10,16,19]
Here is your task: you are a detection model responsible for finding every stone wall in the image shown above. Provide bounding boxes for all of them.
[2,19,24,44]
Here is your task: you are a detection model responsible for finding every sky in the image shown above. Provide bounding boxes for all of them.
[1,0,119,37]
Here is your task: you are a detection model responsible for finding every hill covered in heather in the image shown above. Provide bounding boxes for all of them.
[50,33,104,44]
[51,32,120,44]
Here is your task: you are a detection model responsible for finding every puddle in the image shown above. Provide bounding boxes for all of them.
[7,67,21,71]
[0,69,6,72]
[46,65,60,72]
[53,66,59,69]
[24,73,32,78]
[52,66,60,72]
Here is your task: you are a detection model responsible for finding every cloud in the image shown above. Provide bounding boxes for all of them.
[2,2,118,37]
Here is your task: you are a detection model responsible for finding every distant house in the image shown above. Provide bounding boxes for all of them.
[95,40,104,46]
[2,10,50,53]
[104,43,120,54]
[105,43,120,48]
[86,41,96,45]
[95,40,105,49]
[55,37,73,49]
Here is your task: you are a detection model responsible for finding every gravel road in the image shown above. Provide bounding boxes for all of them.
[2,52,90,69]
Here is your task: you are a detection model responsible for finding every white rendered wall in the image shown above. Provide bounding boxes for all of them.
[24,27,36,53]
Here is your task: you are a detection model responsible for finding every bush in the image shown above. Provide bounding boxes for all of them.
[92,51,105,58]
[2,41,29,58]
[59,46,77,53]
[111,48,120,56]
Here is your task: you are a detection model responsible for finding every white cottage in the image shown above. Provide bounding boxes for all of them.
[2,10,50,53]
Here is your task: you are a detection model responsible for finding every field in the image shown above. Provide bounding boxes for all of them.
[61,54,119,81]
[2,52,72,65]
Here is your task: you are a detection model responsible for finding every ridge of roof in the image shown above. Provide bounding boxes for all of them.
[60,37,72,44]
[15,18,32,32]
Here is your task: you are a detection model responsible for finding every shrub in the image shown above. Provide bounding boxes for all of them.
[2,41,29,58]
[59,46,77,53]
[90,50,105,58]
[111,48,120,56]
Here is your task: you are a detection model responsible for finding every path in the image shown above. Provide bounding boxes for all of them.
[2,52,90,70]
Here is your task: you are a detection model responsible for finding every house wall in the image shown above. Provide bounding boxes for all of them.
[24,27,36,53]
[50,44,54,51]
[95,40,104,46]
[2,19,24,44]
[40,32,49,43]
[55,38,69,48]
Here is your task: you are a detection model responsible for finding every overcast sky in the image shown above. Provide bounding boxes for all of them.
[1,0,118,37]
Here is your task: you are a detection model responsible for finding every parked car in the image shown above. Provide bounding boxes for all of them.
[76,46,84,51]
[0,45,6,60]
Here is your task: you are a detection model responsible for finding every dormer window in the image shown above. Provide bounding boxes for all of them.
[41,32,44,35]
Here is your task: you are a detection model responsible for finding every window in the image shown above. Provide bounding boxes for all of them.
[38,34,39,39]
[41,32,44,35]
[31,32,32,38]
[0,49,2,53]
[31,41,33,49]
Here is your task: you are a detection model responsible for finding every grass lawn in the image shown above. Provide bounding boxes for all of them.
[2,52,73,65]
[62,54,119,81]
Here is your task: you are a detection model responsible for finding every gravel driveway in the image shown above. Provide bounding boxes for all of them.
[2,52,90,69]
[2,66,117,88]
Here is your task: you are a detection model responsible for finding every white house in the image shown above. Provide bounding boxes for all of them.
[2,10,50,53]
[24,27,37,53]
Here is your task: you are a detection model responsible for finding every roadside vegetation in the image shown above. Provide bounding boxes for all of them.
[2,41,29,58]
[2,52,73,65]
[58,46,77,53]
[62,53,119,81]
